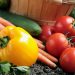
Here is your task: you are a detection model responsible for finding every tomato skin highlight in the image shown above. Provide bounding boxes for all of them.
[54,16,74,34]
[46,33,69,58]
[59,47,75,72]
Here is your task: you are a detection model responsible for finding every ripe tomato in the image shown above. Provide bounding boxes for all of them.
[39,24,54,42]
[59,47,75,72]
[69,36,75,44]
[54,16,74,34]
[46,33,69,58]
[67,28,75,37]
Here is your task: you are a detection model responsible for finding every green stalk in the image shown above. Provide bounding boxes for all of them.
[0,36,9,48]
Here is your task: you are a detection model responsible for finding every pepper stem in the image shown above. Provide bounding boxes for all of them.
[0,36,9,48]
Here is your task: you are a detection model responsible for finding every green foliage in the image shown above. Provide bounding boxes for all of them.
[69,8,75,18]
[0,62,30,75]
[0,62,11,74]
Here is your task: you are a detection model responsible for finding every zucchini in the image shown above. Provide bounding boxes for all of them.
[0,0,10,10]
[0,10,42,36]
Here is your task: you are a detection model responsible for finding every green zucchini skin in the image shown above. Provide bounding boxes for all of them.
[0,0,10,10]
[0,10,42,36]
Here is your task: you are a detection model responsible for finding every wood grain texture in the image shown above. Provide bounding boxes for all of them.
[40,0,59,21]
[18,0,29,15]
[66,4,75,15]
[10,0,75,22]
[10,0,19,13]
[55,4,70,20]
[27,0,43,20]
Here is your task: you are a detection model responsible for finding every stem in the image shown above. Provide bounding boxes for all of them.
[67,36,75,46]
[72,20,75,28]
[0,36,9,48]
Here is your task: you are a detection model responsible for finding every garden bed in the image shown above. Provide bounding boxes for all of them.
[30,61,75,75]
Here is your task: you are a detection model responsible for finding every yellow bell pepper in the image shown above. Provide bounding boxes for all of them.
[0,26,38,66]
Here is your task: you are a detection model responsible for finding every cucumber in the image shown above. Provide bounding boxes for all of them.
[0,10,42,36]
[0,0,10,10]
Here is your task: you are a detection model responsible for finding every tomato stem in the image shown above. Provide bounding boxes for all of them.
[0,36,9,48]
[72,20,75,27]
[67,36,75,46]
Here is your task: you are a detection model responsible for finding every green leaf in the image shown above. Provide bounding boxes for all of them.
[0,62,30,75]
[14,66,30,75]
[16,66,29,72]
[0,62,11,74]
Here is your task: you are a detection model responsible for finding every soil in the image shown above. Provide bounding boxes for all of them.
[30,61,75,75]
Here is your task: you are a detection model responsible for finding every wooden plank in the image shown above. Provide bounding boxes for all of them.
[28,0,43,20]
[63,0,75,4]
[17,0,29,15]
[55,4,70,20]
[40,0,48,21]
[10,0,19,14]
[10,0,75,22]
[65,4,75,15]
[40,0,59,21]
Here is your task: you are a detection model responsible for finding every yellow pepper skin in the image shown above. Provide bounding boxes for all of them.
[0,26,38,66]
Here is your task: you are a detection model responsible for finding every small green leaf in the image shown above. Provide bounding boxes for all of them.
[0,62,30,75]
[16,66,29,72]
[0,62,11,74]
[13,66,30,75]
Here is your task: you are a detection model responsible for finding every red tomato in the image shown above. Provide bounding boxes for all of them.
[69,36,75,43]
[54,16,74,34]
[67,28,75,37]
[39,25,54,42]
[59,47,75,72]
[46,33,69,58]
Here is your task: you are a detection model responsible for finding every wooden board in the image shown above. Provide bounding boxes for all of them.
[10,0,75,22]
[27,0,43,20]
[40,0,59,21]
[18,0,29,15]
[55,4,70,20]
[10,0,19,13]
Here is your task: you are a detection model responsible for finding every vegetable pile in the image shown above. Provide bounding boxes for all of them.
[38,16,75,73]
[0,0,75,74]
[0,15,75,74]
[0,16,58,74]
